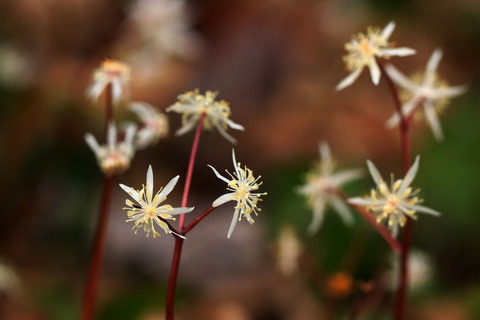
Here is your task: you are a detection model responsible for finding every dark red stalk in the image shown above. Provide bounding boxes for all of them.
[165,113,206,320]
[81,84,114,320]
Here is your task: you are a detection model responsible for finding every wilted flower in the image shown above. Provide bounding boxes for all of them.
[87,60,131,105]
[274,226,303,276]
[348,156,440,236]
[85,122,137,176]
[336,21,416,91]
[167,90,244,144]
[297,142,362,234]
[209,149,267,238]
[130,102,169,149]
[385,49,467,141]
[119,165,194,238]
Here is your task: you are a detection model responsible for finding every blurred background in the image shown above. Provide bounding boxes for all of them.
[1,0,480,319]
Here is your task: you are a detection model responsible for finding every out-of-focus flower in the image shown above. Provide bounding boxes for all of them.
[336,21,415,91]
[86,60,131,105]
[209,149,266,238]
[119,165,194,238]
[130,102,169,149]
[297,142,362,234]
[0,261,21,296]
[0,45,33,86]
[274,226,303,276]
[129,0,201,62]
[385,49,467,141]
[85,122,137,176]
[325,272,353,298]
[348,156,440,236]
[386,249,433,292]
[167,90,244,144]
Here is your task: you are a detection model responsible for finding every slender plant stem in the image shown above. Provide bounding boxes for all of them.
[82,84,114,320]
[336,190,401,254]
[183,206,217,234]
[377,58,414,320]
[166,114,206,320]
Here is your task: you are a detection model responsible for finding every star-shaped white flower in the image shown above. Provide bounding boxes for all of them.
[86,60,131,105]
[336,21,416,91]
[85,122,137,176]
[208,149,267,238]
[119,165,194,238]
[348,156,440,237]
[297,142,362,234]
[167,90,244,144]
[130,101,169,149]
[385,49,467,141]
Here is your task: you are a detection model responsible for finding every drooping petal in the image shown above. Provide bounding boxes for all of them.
[307,199,326,235]
[224,118,245,131]
[424,49,443,87]
[207,165,230,183]
[385,64,417,92]
[423,101,444,141]
[85,133,101,155]
[175,116,198,136]
[367,160,384,185]
[212,193,235,207]
[87,80,106,102]
[123,123,137,146]
[227,208,240,239]
[130,101,153,121]
[330,195,354,225]
[111,79,123,104]
[381,21,396,40]
[368,58,381,85]
[215,122,237,144]
[335,67,363,91]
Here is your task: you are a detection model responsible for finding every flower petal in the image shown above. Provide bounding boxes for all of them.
[146,165,154,202]
[158,175,180,200]
[335,67,363,91]
[432,85,468,99]
[227,208,240,239]
[381,21,396,40]
[424,101,443,141]
[407,204,441,216]
[319,141,331,163]
[215,122,237,144]
[119,183,140,202]
[424,49,443,87]
[367,160,384,185]
[167,206,195,215]
[330,195,354,225]
[307,199,326,235]
[85,133,101,155]
[212,193,234,207]
[380,47,416,57]
[385,64,417,92]
[368,58,381,85]
[107,122,117,149]
[399,156,420,194]
[208,165,230,183]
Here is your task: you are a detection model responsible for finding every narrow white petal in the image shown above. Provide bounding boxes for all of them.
[367,160,384,185]
[130,101,153,121]
[380,47,416,57]
[348,197,374,206]
[232,149,240,177]
[119,183,140,202]
[227,208,240,239]
[399,156,420,194]
[111,80,122,105]
[307,200,326,235]
[208,165,230,183]
[424,101,444,141]
[107,122,116,149]
[381,21,396,40]
[215,123,237,144]
[335,68,363,91]
[425,49,443,87]
[224,118,245,131]
[159,175,180,199]
[146,165,154,201]
[407,204,441,216]
[87,81,106,101]
[85,133,101,155]
[175,118,198,136]
[432,85,468,99]
[124,123,137,146]
[330,195,354,225]
[168,206,195,215]
[384,64,417,91]
[212,193,234,207]
[332,169,363,186]
[369,59,381,85]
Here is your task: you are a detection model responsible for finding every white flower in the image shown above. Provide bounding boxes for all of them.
[85,122,137,176]
[336,21,416,91]
[208,149,267,238]
[385,49,467,141]
[86,60,131,105]
[167,90,244,144]
[297,142,362,234]
[275,226,302,276]
[119,165,194,238]
[348,156,440,236]
[130,102,169,149]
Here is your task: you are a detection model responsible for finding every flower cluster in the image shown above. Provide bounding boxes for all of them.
[85,122,137,176]
[297,142,362,234]
[348,156,440,236]
[336,21,415,91]
[167,90,244,144]
[209,149,267,238]
[119,165,194,238]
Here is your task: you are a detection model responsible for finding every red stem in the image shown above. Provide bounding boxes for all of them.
[166,114,206,320]
[81,83,114,320]
[377,58,413,320]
